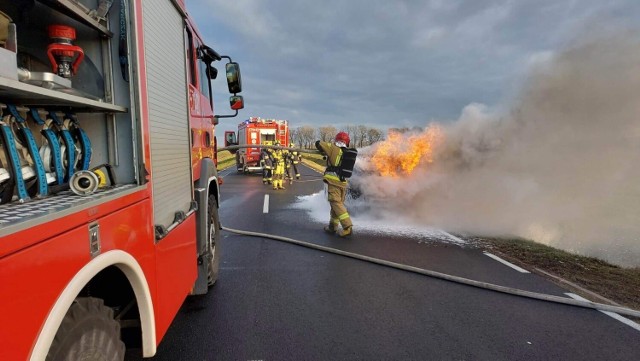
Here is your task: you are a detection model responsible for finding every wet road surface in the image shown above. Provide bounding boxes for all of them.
[126,164,640,360]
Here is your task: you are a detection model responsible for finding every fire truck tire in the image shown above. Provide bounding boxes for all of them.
[47,297,125,361]
[207,194,221,286]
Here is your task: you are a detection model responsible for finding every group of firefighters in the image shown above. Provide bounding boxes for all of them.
[259,141,302,190]
[256,132,354,237]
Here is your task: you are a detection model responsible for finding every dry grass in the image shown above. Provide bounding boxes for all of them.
[476,237,640,313]
[301,152,326,171]
[216,150,235,171]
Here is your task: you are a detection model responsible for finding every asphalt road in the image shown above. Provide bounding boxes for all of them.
[127,164,640,360]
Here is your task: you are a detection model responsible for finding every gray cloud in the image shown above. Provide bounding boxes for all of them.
[188,0,640,135]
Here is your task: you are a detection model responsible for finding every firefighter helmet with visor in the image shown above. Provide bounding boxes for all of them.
[335,132,350,146]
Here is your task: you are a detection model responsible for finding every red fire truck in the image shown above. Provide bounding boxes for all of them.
[225,116,289,173]
[0,1,242,359]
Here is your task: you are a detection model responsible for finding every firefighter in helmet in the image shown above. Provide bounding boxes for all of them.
[315,131,352,237]
[271,141,286,190]
[289,143,301,180]
[282,144,293,184]
[260,140,274,184]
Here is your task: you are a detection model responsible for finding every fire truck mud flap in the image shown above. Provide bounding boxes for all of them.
[192,159,221,295]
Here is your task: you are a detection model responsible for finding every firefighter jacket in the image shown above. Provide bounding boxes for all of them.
[282,149,291,168]
[260,148,273,169]
[271,149,285,168]
[315,140,347,188]
[291,150,301,164]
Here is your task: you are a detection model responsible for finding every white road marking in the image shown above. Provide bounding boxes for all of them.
[565,293,640,332]
[263,194,269,214]
[483,252,530,273]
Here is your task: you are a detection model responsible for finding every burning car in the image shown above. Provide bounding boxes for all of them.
[347,125,445,200]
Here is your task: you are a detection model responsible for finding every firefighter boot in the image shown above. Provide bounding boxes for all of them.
[324,225,337,234]
[338,226,352,238]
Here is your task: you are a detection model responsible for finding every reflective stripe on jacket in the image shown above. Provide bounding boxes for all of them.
[315,140,347,188]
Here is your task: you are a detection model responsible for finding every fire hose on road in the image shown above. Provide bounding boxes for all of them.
[218,144,640,319]
[221,226,640,319]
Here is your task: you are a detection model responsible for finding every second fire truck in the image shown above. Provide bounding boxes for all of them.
[225,116,289,173]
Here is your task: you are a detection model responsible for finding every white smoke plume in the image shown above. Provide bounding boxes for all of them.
[356,30,640,267]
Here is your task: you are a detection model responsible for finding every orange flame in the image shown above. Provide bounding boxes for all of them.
[370,125,444,177]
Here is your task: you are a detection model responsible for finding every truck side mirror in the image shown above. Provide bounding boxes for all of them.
[226,62,242,94]
[230,95,244,110]
[224,131,237,147]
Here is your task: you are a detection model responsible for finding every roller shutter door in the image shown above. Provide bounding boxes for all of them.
[142,0,192,231]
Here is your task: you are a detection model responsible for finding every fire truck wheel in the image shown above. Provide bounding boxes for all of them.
[47,297,125,361]
[207,194,221,286]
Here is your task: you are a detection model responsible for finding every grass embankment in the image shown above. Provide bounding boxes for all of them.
[300,152,326,172]
[216,150,236,171]
[477,237,640,313]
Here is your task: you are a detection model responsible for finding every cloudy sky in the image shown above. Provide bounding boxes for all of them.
[186,0,640,136]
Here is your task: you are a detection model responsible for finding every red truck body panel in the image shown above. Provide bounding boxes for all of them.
[0,0,231,358]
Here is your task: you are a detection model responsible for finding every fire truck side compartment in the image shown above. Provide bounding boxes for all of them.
[141,0,193,231]
[0,1,139,237]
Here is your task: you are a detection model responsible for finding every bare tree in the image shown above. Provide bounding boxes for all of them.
[388,127,411,134]
[366,127,383,145]
[297,126,316,149]
[356,125,368,147]
[291,127,304,147]
[387,126,423,135]
[290,127,299,146]
[318,126,338,143]
[292,124,383,148]
[341,124,359,148]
